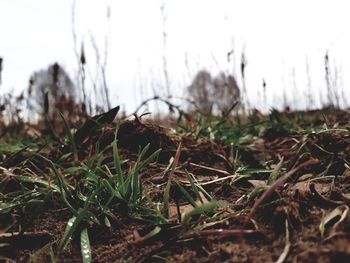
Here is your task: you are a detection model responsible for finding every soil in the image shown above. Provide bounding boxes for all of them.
[2,109,350,262]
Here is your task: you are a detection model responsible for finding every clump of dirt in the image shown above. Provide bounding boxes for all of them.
[116,120,230,168]
[117,119,177,162]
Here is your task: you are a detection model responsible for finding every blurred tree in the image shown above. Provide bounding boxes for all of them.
[27,63,82,121]
[212,72,240,111]
[187,70,240,114]
[187,70,213,114]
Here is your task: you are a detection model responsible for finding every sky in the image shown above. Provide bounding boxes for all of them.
[1,0,350,112]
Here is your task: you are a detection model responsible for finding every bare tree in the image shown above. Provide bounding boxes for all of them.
[27,63,79,120]
[187,70,240,114]
[187,70,213,114]
[213,72,240,111]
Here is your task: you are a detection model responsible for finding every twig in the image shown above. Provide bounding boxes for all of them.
[181,228,267,239]
[133,96,190,120]
[180,174,237,186]
[276,219,291,263]
[189,162,232,177]
[247,158,319,221]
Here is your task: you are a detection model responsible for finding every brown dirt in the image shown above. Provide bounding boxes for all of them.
[3,111,350,262]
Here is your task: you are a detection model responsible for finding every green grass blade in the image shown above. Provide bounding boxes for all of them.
[121,174,132,201]
[247,187,265,204]
[139,148,162,171]
[181,201,218,225]
[185,171,203,203]
[49,161,78,216]
[50,246,58,263]
[267,157,284,185]
[59,183,103,252]
[137,143,150,161]
[59,216,77,251]
[113,139,125,192]
[57,152,73,163]
[236,167,273,174]
[175,181,197,208]
[131,166,141,205]
[58,210,95,252]
[80,228,92,263]
[16,175,59,192]
[162,179,171,218]
[59,112,77,156]
[129,144,160,205]
[102,178,123,200]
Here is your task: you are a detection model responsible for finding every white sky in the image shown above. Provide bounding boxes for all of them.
[1,0,350,112]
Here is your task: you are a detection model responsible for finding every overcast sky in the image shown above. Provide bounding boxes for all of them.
[1,0,350,112]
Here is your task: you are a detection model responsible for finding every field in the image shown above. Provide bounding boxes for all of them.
[2,106,350,262]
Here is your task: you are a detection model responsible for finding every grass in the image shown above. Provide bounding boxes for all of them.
[0,117,223,261]
[2,105,350,262]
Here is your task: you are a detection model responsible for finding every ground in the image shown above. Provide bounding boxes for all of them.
[2,108,350,262]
